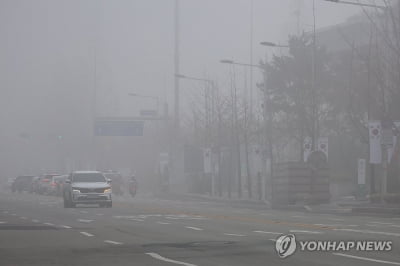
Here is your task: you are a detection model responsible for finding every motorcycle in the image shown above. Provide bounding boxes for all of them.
[128,178,137,197]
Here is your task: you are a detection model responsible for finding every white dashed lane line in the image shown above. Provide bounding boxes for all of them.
[369,222,394,225]
[44,222,54,226]
[146,252,197,266]
[130,218,144,222]
[61,225,72,229]
[79,211,88,214]
[253,231,281,235]
[0,221,7,224]
[332,253,400,265]
[19,217,27,220]
[223,233,246,237]
[104,240,123,245]
[32,219,40,223]
[77,219,94,223]
[290,230,323,234]
[80,232,94,237]
[185,226,203,231]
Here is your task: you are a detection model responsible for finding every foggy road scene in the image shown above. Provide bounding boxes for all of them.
[1,0,400,265]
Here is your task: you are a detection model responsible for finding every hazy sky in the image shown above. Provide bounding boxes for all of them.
[0,0,362,127]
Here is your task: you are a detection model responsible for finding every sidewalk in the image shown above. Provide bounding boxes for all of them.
[154,192,400,216]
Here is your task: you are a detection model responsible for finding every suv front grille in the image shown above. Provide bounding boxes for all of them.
[77,188,105,193]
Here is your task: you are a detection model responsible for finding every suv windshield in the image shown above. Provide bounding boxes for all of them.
[72,173,106,183]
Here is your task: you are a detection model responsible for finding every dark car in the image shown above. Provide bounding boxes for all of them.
[12,176,35,193]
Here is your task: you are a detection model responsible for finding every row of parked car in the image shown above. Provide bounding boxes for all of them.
[9,174,68,196]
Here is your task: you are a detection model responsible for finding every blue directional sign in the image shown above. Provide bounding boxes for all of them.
[94,120,144,136]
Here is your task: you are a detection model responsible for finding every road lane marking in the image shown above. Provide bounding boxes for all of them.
[223,233,246,237]
[96,213,104,216]
[0,221,6,224]
[104,240,123,245]
[269,239,277,242]
[185,226,203,231]
[334,228,400,237]
[370,222,394,225]
[253,231,281,235]
[19,217,27,220]
[314,224,358,227]
[79,211,88,214]
[292,215,307,218]
[11,213,17,216]
[333,253,400,265]
[390,225,400,228]
[130,218,144,222]
[61,225,72,229]
[146,252,197,266]
[77,219,94,223]
[157,222,170,225]
[366,224,381,227]
[44,223,54,226]
[290,230,323,234]
[80,232,94,237]
[3,211,8,214]
[32,219,40,223]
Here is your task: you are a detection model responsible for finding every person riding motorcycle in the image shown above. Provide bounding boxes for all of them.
[128,175,138,197]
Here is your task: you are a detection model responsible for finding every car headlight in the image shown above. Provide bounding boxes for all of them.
[72,189,80,193]
[104,188,111,193]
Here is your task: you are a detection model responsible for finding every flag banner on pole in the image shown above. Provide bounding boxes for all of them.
[388,121,400,163]
[317,137,329,160]
[303,137,312,162]
[369,121,382,164]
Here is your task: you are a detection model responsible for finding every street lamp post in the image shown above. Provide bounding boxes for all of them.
[175,74,216,196]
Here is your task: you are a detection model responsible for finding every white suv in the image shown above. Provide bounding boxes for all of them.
[63,171,112,208]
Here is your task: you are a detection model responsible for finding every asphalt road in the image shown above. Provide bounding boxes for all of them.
[1,190,400,266]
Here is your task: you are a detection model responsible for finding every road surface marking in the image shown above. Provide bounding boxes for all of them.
[11,213,17,216]
[292,215,307,218]
[146,252,197,266]
[104,240,123,245]
[80,232,94,237]
[0,221,6,224]
[185,226,203,231]
[314,224,358,227]
[390,225,400,228]
[157,222,170,225]
[32,219,40,223]
[253,231,281,235]
[61,225,72,229]
[3,211,8,214]
[366,224,381,227]
[44,223,54,226]
[334,228,400,237]
[130,218,144,222]
[259,213,274,216]
[269,239,277,242]
[290,230,323,234]
[370,222,394,225]
[223,233,246,237]
[333,253,400,265]
[79,211,88,214]
[77,219,93,223]
[96,213,104,216]
[19,217,27,220]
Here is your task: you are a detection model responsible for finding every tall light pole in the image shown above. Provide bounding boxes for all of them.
[175,73,216,196]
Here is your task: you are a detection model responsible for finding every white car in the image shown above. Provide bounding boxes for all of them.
[63,171,112,208]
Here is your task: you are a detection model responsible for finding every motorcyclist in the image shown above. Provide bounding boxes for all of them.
[128,175,138,197]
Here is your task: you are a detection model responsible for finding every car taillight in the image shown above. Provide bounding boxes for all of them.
[51,182,56,187]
